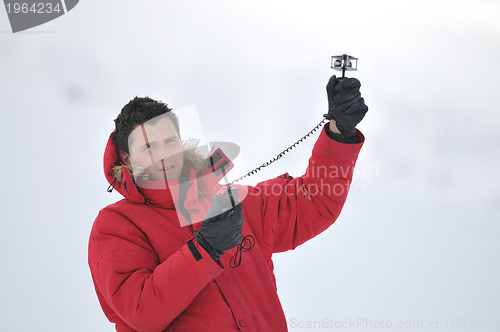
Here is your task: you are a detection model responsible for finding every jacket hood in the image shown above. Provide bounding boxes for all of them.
[104,131,147,204]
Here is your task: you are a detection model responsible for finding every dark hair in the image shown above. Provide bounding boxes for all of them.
[111,97,180,155]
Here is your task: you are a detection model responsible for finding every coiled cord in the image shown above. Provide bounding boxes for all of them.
[231,117,327,184]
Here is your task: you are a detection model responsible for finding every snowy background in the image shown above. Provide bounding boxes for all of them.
[1,0,499,331]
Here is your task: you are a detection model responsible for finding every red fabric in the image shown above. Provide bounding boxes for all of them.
[89,125,364,332]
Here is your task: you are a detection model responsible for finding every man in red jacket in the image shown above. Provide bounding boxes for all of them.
[89,75,368,331]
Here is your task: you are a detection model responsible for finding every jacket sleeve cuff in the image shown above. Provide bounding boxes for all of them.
[180,237,224,277]
[312,124,365,161]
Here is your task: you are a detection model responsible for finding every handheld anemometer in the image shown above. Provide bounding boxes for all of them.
[331,54,358,79]
[207,55,359,267]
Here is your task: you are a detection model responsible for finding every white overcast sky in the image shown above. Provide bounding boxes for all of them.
[1,1,499,331]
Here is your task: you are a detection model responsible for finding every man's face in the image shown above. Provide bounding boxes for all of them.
[124,116,184,181]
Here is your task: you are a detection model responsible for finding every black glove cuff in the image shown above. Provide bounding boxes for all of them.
[194,231,223,260]
[325,125,361,144]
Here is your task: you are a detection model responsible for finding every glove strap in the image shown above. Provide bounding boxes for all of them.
[229,235,255,268]
[187,239,203,261]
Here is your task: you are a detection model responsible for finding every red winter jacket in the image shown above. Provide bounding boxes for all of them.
[88,125,364,332]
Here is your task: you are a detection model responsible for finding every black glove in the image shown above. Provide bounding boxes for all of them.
[326,75,368,137]
[194,187,243,260]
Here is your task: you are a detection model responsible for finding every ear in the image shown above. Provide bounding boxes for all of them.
[119,151,132,166]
